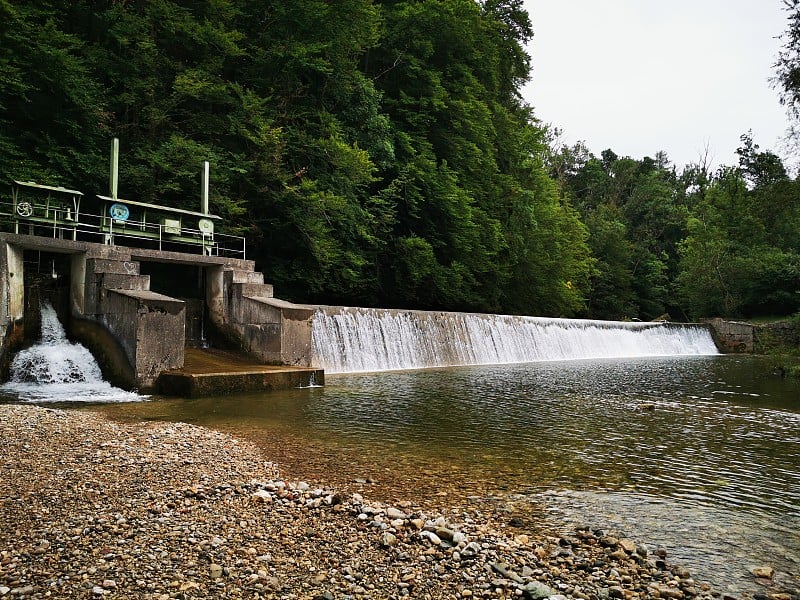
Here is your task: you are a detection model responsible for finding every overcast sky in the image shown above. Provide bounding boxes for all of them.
[522,0,791,172]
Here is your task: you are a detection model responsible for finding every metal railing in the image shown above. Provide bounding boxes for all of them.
[0,198,246,259]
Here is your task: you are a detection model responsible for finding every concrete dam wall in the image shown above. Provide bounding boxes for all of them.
[310,306,720,374]
[0,233,318,392]
[0,232,726,393]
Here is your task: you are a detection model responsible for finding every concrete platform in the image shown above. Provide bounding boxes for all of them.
[156,348,323,398]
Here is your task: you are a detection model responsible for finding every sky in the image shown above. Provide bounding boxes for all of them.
[522,0,791,172]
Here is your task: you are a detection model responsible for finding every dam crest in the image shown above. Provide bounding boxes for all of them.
[311,308,719,374]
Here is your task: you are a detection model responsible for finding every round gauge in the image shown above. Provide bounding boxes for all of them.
[109,203,130,221]
[198,218,214,234]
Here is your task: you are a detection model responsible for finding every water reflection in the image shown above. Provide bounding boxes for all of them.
[94,355,800,594]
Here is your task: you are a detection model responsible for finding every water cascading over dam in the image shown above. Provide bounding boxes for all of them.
[311,308,719,374]
[1,301,142,402]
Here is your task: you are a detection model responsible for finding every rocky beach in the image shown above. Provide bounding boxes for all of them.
[0,404,792,600]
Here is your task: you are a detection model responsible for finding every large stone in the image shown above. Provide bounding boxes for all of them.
[251,490,273,503]
[460,541,482,559]
[491,562,524,584]
[750,566,775,579]
[520,581,558,600]
[435,526,455,542]
[649,584,684,599]
[386,507,407,520]
[209,564,224,579]
[421,530,442,546]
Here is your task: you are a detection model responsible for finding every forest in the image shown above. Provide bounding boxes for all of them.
[2,0,800,322]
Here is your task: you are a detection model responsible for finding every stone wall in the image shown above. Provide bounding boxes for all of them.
[754,320,800,354]
[705,318,800,354]
[704,318,755,353]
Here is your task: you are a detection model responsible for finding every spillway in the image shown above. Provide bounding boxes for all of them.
[311,307,719,374]
[1,301,143,402]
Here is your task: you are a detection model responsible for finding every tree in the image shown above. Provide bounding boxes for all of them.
[675,165,800,318]
[774,0,800,143]
[0,0,602,318]
[736,130,788,188]
[582,204,635,319]
[0,1,108,187]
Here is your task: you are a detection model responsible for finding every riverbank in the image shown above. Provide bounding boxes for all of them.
[0,404,775,599]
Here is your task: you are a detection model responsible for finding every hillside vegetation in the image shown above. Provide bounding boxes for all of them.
[2,0,799,321]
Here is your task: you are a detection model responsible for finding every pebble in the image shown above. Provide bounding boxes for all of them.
[209,564,224,578]
[386,507,407,520]
[0,405,770,600]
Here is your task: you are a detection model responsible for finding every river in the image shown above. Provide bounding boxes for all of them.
[91,354,800,595]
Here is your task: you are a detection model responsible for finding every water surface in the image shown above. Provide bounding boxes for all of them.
[92,355,800,594]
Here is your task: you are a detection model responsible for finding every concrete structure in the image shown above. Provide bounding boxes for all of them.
[705,317,800,354]
[0,233,319,392]
[705,318,755,353]
[158,348,322,398]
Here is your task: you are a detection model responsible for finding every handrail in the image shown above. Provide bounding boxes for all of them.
[0,198,246,259]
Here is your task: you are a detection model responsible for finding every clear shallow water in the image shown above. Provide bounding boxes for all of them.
[39,355,800,592]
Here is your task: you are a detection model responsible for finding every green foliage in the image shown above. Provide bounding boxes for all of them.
[557,149,685,320]
[774,0,800,141]
[583,204,636,320]
[555,129,800,323]
[676,163,800,320]
[4,0,797,323]
[0,1,108,186]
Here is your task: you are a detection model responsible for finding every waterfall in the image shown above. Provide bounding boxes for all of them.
[311,307,719,374]
[1,301,144,402]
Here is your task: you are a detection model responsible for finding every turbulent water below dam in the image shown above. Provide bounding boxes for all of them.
[0,302,141,403]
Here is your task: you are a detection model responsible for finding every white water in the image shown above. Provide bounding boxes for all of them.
[311,308,719,374]
[1,302,145,402]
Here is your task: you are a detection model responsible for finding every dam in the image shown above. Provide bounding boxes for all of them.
[0,230,324,395]
[0,155,722,396]
[310,307,719,374]
[0,166,324,395]
[0,222,721,396]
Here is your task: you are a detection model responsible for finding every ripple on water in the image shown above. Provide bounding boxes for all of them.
[93,354,800,594]
[528,489,800,595]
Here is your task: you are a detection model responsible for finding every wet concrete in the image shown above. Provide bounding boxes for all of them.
[156,348,323,397]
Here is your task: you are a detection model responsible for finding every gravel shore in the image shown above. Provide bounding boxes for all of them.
[0,404,766,599]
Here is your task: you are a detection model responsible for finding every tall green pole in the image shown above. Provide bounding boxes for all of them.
[109,138,119,200]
